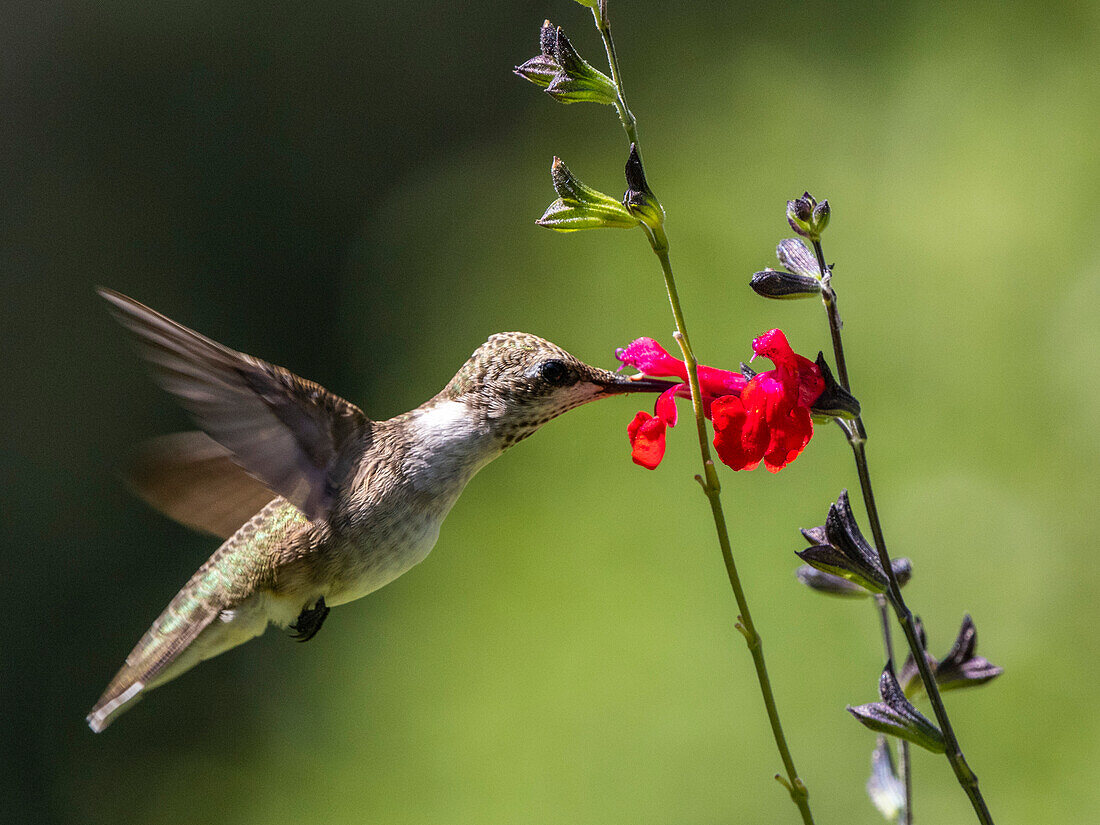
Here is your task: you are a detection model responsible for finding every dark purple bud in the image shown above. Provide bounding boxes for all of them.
[514,22,562,89]
[796,490,886,594]
[899,615,938,696]
[809,354,860,420]
[622,144,664,229]
[786,192,829,241]
[539,19,557,55]
[516,22,616,105]
[750,268,821,300]
[936,614,1003,690]
[848,661,945,753]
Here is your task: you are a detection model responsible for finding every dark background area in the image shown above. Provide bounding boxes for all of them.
[3,2,1098,823]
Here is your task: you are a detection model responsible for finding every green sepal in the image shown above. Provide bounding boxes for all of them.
[536,158,639,232]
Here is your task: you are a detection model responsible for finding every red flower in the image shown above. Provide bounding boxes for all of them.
[617,330,824,472]
[617,338,746,469]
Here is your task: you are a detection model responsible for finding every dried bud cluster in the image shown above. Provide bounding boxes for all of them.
[514,21,617,106]
[786,191,831,242]
[796,490,904,596]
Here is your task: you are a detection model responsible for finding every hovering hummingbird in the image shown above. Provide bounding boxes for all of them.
[87,288,671,732]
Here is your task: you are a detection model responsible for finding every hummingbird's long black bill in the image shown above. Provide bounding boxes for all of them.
[592,372,677,395]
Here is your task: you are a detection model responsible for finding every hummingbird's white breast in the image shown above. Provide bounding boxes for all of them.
[321,400,500,607]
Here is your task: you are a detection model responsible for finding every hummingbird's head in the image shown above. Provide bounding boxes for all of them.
[446,332,673,447]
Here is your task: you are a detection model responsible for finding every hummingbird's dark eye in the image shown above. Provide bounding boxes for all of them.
[538,358,571,386]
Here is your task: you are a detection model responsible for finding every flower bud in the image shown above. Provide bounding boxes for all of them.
[622,144,664,230]
[866,736,906,822]
[809,354,861,420]
[750,268,822,300]
[775,237,822,279]
[796,489,888,594]
[848,662,946,754]
[898,616,939,697]
[515,22,617,106]
[900,615,1002,697]
[513,21,560,88]
[786,192,830,241]
[936,614,1003,691]
[796,557,912,598]
[813,198,831,233]
[536,157,639,232]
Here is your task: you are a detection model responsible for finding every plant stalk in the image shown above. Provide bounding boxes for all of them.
[815,240,994,825]
[590,7,815,821]
[648,227,814,825]
[591,7,639,149]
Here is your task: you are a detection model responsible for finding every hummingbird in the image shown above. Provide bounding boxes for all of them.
[87,288,671,732]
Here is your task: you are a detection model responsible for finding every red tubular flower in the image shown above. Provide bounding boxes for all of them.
[617,339,745,468]
[618,330,824,472]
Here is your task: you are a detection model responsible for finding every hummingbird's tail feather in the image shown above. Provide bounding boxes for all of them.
[87,500,309,732]
[87,586,224,732]
[128,431,278,540]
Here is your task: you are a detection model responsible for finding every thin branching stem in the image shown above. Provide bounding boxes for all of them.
[591,6,639,149]
[815,238,995,825]
[590,7,814,822]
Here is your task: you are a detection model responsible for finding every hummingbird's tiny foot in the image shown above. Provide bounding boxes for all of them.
[290,596,330,642]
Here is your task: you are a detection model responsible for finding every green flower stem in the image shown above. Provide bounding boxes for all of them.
[590,8,815,821]
[647,226,814,825]
[875,594,913,825]
[591,6,639,149]
[815,241,994,825]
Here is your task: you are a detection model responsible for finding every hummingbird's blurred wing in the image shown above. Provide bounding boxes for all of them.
[129,431,280,539]
[99,288,371,522]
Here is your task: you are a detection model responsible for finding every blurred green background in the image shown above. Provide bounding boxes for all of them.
[3,1,1097,823]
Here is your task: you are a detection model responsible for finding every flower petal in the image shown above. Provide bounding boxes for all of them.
[654,385,681,427]
[697,364,748,399]
[793,353,825,407]
[627,411,667,469]
[711,395,766,471]
[751,328,797,368]
[616,338,687,380]
[763,404,814,472]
